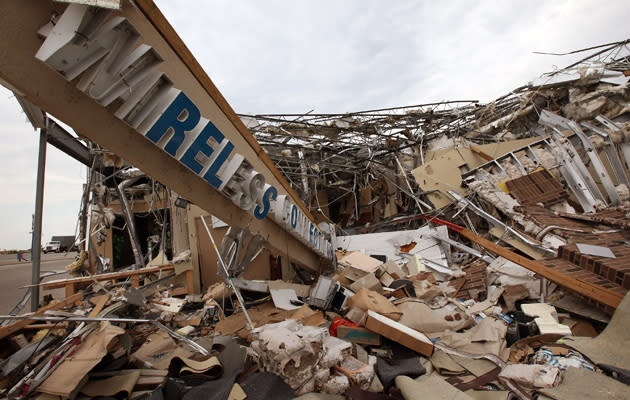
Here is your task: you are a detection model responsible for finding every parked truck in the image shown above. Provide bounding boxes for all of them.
[43,241,60,253]
[43,236,75,253]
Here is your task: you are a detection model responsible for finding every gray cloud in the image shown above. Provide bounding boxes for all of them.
[157,0,629,112]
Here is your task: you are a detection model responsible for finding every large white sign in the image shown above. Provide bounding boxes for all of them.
[35,4,333,259]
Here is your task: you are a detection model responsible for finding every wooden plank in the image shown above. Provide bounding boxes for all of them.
[458,228,625,309]
[65,283,75,298]
[488,227,547,260]
[185,270,194,295]
[365,310,433,357]
[556,211,630,231]
[169,287,188,297]
[23,323,68,330]
[470,145,495,162]
[0,292,82,340]
[88,294,110,318]
[22,265,176,290]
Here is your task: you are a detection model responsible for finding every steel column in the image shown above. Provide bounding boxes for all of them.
[30,123,47,311]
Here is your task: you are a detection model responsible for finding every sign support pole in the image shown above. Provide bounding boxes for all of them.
[31,121,47,311]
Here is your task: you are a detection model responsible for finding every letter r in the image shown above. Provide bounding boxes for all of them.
[145,91,200,156]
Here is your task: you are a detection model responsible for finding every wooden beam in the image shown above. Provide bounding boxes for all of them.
[488,227,546,260]
[458,228,625,309]
[65,284,75,298]
[23,323,69,330]
[185,270,194,295]
[0,292,82,340]
[22,265,176,290]
[470,145,495,162]
[88,294,111,318]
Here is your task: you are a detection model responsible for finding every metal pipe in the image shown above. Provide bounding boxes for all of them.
[373,165,432,210]
[200,216,255,330]
[448,191,556,257]
[115,175,144,269]
[78,159,97,251]
[153,321,209,356]
[430,233,495,264]
[535,225,590,241]
[395,155,424,212]
[30,124,47,311]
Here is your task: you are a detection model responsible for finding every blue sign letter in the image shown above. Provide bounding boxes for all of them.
[254,186,278,220]
[180,121,224,174]
[146,92,200,156]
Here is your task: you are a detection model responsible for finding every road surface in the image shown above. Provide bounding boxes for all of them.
[0,252,77,314]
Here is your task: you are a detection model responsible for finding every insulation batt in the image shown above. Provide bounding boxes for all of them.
[320,375,350,395]
[609,128,624,144]
[467,180,520,215]
[468,176,556,240]
[532,148,557,170]
[589,135,606,151]
[616,122,630,143]
[562,95,608,120]
[516,154,537,172]
[500,160,522,179]
[616,184,630,202]
[250,320,351,395]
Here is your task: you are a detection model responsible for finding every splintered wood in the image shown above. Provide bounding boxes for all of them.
[450,260,487,300]
[457,227,626,311]
[506,169,568,207]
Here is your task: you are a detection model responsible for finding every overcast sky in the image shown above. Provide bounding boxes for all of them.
[0,0,628,250]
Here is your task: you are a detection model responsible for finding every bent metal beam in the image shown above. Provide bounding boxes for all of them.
[0,0,331,270]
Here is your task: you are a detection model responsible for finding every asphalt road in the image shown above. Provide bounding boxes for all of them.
[0,252,77,314]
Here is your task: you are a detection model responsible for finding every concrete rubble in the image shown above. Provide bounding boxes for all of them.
[2,32,630,399]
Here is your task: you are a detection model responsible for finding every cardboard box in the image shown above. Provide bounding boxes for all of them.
[365,310,433,357]
[349,273,383,294]
[345,307,367,326]
[379,272,395,287]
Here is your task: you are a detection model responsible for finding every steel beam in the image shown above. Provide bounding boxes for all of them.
[581,121,630,187]
[30,125,47,311]
[46,120,91,166]
[596,115,630,172]
[539,110,606,204]
[568,121,621,205]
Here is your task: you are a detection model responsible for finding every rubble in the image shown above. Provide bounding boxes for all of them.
[3,5,630,397]
[250,319,352,394]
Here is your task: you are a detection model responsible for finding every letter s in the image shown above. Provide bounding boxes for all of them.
[254,185,277,220]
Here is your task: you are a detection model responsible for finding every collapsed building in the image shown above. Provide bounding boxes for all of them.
[1,1,630,399]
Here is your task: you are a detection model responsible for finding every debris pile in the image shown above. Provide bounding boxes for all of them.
[3,38,630,399]
[2,223,629,399]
